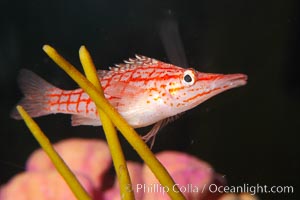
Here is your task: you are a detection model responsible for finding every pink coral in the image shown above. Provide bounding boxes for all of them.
[26,138,111,189]
[142,151,214,200]
[0,170,93,200]
[0,138,253,200]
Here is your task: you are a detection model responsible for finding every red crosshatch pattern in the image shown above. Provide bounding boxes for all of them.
[11,55,247,137]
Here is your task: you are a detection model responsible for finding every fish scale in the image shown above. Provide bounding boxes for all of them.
[11,55,247,146]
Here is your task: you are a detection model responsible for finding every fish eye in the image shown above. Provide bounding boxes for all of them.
[184,74,192,82]
[183,70,196,86]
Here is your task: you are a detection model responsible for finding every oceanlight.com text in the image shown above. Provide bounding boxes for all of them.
[131,183,294,196]
[207,183,294,195]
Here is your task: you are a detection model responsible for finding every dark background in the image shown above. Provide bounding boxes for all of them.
[0,0,299,199]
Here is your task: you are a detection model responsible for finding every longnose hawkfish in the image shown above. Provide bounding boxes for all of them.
[11,55,247,146]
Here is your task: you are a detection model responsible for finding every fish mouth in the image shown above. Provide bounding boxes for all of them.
[226,73,248,87]
[216,73,248,89]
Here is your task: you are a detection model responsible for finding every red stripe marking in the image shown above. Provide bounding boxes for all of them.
[129,74,180,83]
[183,88,220,103]
[76,92,83,113]
[197,75,222,81]
[86,98,91,114]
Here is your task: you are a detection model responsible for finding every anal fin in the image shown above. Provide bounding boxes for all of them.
[71,115,102,126]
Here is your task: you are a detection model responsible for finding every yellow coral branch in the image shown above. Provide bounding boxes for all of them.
[43,45,186,200]
[16,106,92,200]
[79,46,134,200]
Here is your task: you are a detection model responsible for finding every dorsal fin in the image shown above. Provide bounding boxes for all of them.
[97,55,170,79]
[97,69,110,78]
[109,55,160,72]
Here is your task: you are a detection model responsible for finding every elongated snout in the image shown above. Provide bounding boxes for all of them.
[196,72,247,90]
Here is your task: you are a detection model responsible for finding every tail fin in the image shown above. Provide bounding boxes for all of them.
[10,69,57,119]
